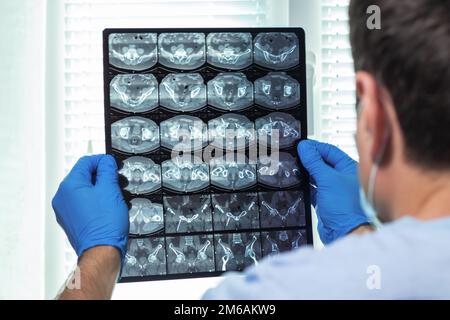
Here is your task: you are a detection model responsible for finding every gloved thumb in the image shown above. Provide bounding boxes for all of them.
[95,154,120,188]
[66,154,103,186]
[297,140,331,184]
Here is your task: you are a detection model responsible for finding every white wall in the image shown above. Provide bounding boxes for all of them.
[44,0,68,299]
[0,0,47,299]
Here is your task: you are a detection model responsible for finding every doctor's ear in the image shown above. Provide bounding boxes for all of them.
[355,71,391,162]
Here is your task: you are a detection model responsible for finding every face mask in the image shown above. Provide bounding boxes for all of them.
[358,102,390,229]
[359,183,382,228]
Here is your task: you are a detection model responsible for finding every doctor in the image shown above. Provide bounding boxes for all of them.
[52,0,450,299]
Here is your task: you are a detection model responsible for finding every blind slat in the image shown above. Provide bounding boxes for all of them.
[320,0,356,158]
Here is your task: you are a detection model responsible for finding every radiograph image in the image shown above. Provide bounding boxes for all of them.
[118,156,161,194]
[162,156,210,193]
[254,32,299,70]
[257,152,302,188]
[261,230,306,257]
[166,235,215,274]
[158,33,206,70]
[255,112,301,149]
[160,73,207,112]
[254,72,300,109]
[109,33,158,71]
[214,232,261,272]
[209,155,257,191]
[111,117,160,154]
[164,194,213,233]
[206,32,253,69]
[110,74,159,113]
[207,73,254,111]
[128,198,164,235]
[259,191,306,228]
[212,193,260,231]
[122,237,166,277]
[160,115,208,151]
[208,113,255,150]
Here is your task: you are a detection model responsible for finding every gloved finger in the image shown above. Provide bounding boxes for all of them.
[314,141,357,173]
[66,155,103,185]
[95,154,120,188]
[297,140,332,184]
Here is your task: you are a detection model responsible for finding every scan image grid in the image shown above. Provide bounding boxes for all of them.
[104,28,311,281]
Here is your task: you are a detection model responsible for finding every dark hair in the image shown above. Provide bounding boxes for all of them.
[349,0,450,169]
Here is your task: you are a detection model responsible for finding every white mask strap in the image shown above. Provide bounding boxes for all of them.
[364,102,391,210]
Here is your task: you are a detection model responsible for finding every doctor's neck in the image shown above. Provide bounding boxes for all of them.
[377,160,450,223]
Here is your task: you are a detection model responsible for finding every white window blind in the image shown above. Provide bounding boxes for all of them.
[62,0,273,272]
[320,0,358,159]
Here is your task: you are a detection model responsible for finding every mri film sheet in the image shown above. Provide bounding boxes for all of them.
[104,28,312,282]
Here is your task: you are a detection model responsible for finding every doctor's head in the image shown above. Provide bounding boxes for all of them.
[349,0,450,222]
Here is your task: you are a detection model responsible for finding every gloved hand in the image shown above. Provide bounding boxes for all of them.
[52,155,129,260]
[297,140,370,244]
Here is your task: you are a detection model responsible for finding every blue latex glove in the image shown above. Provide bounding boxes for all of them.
[298,140,370,244]
[52,155,129,260]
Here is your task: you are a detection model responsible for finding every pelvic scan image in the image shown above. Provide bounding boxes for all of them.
[254,33,299,70]
[118,156,161,194]
[255,112,301,149]
[261,230,306,257]
[164,194,213,233]
[209,155,257,190]
[111,117,160,154]
[105,29,309,282]
[161,156,210,192]
[166,235,215,274]
[207,73,254,111]
[208,113,255,150]
[128,198,164,235]
[158,33,206,70]
[257,152,302,188]
[255,72,300,109]
[159,73,207,112]
[214,232,261,272]
[207,33,253,70]
[122,238,166,277]
[109,33,158,71]
[212,193,260,231]
[160,115,207,151]
[109,74,159,113]
[259,191,306,228]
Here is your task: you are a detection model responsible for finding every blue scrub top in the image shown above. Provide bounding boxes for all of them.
[203,216,450,299]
